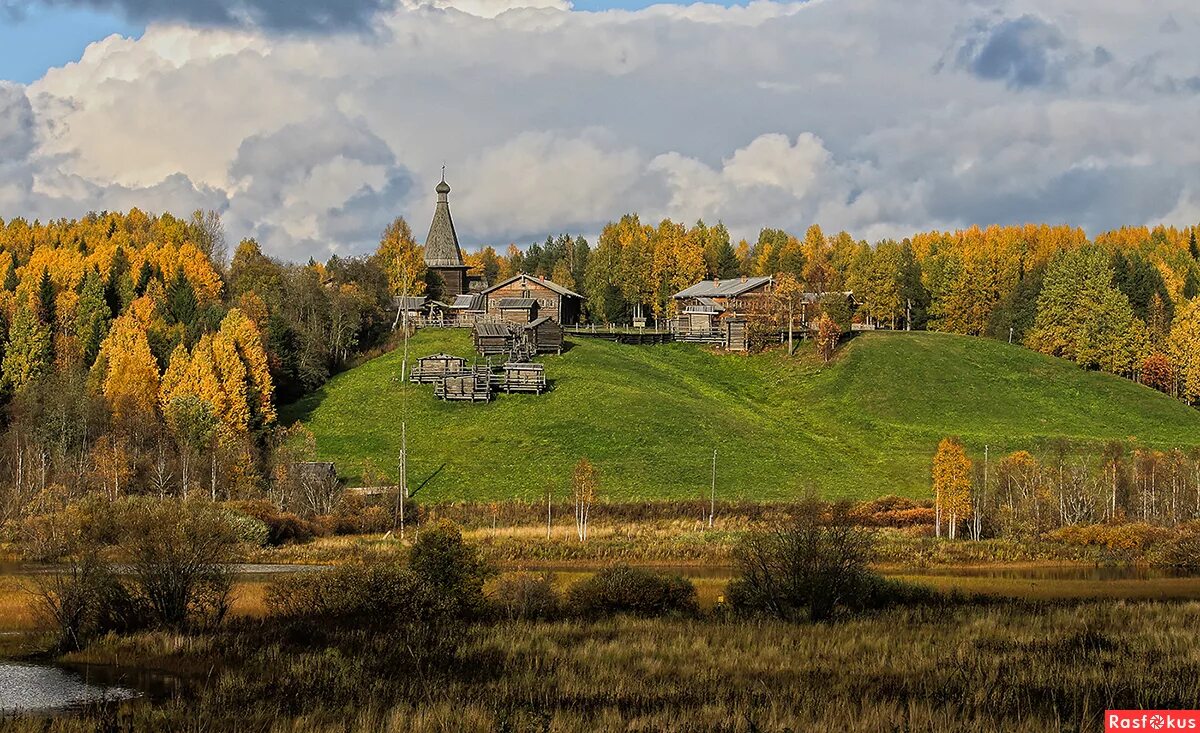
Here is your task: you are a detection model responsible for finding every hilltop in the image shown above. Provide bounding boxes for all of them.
[283,330,1200,502]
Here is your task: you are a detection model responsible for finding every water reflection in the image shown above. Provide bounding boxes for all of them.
[0,662,137,714]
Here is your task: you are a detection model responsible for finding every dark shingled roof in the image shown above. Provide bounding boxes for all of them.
[474,322,512,338]
[424,177,466,269]
[498,297,537,309]
[391,296,428,310]
[451,293,487,310]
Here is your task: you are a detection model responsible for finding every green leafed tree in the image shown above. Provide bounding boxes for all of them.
[1026,246,1150,375]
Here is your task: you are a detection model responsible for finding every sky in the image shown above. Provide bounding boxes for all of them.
[0,0,1198,262]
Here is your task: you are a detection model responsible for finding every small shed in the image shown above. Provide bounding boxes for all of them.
[410,353,467,383]
[725,318,749,352]
[449,293,488,327]
[391,296,428,326]
[497,297,539,324]
[502,362,547,394]
[424,300,451,326]
[519,316,564,355]
[473,322,514,356]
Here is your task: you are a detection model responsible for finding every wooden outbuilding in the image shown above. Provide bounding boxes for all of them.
[482,273,584,325]
[518,316,564,355]
[473,322,514,356]
[449,293,488,327]
[725,318,749,352]
[410,353,467,383]
[497,297,539,324]
[502,362,547,394]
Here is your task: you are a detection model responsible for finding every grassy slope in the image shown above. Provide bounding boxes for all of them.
[284,330,1200,502]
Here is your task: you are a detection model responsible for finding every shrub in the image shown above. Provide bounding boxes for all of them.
[728,498,879,622]
[227,500,323,545]
[267,557,466,671]
[409,521,494,619]
[118,499,240,630]
[226,511,270,547]
[1155,524,1200,569]
[34,556,147,651]
[492,572,560,621]
[565,566,698,619]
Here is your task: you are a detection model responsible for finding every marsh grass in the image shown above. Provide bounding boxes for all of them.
[9,601,1200,732]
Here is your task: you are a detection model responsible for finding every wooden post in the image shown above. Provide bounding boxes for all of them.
[708,449,717,528]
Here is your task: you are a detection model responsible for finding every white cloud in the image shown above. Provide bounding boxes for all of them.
[1,0,1198,260]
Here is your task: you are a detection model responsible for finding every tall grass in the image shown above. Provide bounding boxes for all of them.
[14,600,1200,732]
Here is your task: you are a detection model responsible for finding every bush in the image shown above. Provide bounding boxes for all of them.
[728,498,879,622]
[34,556,147,651]
[565,565,698,619]
[227,500,324,545]
[492,572,560,621]
[409,521,494,619]
[118,499,240,630]
[1155,524,1200,569]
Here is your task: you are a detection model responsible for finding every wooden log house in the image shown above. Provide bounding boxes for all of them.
[482,273,584,325]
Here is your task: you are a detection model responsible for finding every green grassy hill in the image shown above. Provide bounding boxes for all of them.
[283,330,1200,502]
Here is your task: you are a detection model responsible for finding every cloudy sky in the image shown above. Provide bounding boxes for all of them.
[0,0,1198,261]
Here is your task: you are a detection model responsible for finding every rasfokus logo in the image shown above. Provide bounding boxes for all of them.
[1107,711,1200,731]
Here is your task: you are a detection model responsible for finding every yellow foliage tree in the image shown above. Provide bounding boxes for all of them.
[932,437,973,539]
[93,311,160,425]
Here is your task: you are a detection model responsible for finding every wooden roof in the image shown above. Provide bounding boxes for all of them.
[474,322,512,337]
[673,276,773,299]
[498,297,538,309]
[482,273,584,299]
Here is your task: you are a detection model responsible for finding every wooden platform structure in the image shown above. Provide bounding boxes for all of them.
[409,353,467,383]
[501,362,547,394]
[565,326,674,345]
[435,374,491,402]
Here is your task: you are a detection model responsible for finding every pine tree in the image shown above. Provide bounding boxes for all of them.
[75,268,111,367]
[2,296,51,394]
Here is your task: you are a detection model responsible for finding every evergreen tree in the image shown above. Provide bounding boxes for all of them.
[76,268,112,367]
[165,268,198,326]
[2,300,51,394]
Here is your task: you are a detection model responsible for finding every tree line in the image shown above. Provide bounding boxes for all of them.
[932,436,1200,540]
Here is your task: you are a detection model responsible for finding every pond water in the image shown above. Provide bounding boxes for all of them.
[0,661,136,714]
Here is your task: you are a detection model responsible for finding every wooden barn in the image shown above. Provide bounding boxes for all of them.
[518,316,564,355]
[473,322,514,356]
[409,353,466,383]
[672,298,726,343]
[483,273,584,325]
[497,297,539,324]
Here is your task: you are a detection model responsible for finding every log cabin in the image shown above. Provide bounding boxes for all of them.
[482,273,584,325]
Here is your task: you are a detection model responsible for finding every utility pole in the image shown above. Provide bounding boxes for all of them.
[708,449,717,528]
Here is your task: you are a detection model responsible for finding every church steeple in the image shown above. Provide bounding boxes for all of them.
[423,169,469,297]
